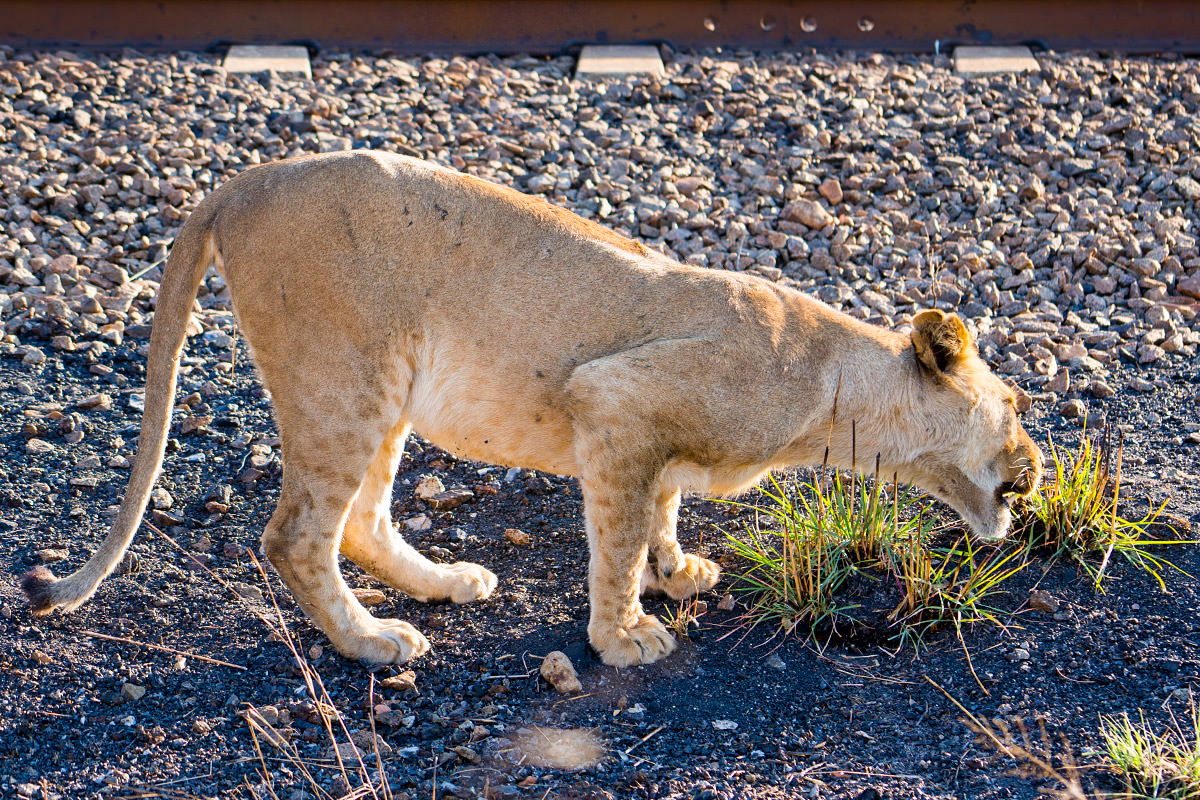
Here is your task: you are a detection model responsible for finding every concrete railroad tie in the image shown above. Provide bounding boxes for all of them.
[223,45,312,79]
[954,45,1040,76]
[575,44,665,79]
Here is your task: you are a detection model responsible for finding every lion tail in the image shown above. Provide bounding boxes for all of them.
[22,199,220,615]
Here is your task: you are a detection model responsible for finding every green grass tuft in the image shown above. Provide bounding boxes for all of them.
[1097,701,1200,799]
[721,454,1026,655]
[890,533,1028,653]
[718,419,1193,671]
[1015,420,1193,591]
[722,465,929,637]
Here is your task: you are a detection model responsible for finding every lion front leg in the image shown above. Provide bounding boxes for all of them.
[580,470,677,668]
[639,485,722,601]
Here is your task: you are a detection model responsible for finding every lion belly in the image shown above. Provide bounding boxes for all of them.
[404,342,581,477]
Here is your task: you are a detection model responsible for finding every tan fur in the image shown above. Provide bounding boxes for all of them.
[24,152,1042,668]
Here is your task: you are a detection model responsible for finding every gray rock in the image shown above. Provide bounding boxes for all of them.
[150,487,174,510]
[1175,175,1200,200]
[121,682,146,702]
[1060,399,1086,419]
[1059,158,1094,178]
[25,438,55,455]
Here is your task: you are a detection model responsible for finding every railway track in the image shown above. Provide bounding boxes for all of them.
[1,0,1198,53]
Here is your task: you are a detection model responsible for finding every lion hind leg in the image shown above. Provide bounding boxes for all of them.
[263,466,430,665]
[340,420,496,604]
[259,370,434,665]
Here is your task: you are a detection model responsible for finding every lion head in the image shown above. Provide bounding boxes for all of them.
[902,309,1043,541]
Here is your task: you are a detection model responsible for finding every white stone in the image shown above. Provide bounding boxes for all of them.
[414,475,445,500]
[223,45,312,79]
[953,46,1040,76]
[575,45,664,79]
[403,514,432,531]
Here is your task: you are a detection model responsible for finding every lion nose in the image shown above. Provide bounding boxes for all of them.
[1015,463,1040,495]
[998,455,1041,503]
[1027,444,1044,490]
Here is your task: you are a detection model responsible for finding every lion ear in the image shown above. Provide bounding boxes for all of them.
[911,309,972,374]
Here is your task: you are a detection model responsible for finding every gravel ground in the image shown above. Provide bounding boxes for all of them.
[1,46,1199,800]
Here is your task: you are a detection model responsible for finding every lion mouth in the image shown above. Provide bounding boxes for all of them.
[994,463,1040,508]
[971,502,1013,542]
[995,485,1017,507]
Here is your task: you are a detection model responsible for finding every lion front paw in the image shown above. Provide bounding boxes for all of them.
[648,554,722,600]
[444,562,498,604]
[591,614,678,667]
[340,618,431,665]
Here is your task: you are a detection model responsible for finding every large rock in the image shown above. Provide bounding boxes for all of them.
[781,199,833,229]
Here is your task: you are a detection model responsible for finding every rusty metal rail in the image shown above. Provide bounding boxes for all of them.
[1,0,1198,53]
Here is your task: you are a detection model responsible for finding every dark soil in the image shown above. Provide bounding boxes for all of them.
[2,305,1199,800]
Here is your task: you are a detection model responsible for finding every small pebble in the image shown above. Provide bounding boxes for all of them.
[539,650,582,694]
[781,199,833,230]
[415,475,446,500]
[379,670,418,692]
[428,489,475,510]
[1059,399,1086,419]
[150,487,174,510]
[1028,590,1060,614]
[818,177,843,204]
[232,582,264,602]
[25,439,55,455]
[504,528,532,546]
[403,514,432,531]
[353,588,387,606]
[121,682,147,702]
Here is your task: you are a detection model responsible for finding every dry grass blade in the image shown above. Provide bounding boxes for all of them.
[927,677,1093,800]
[245,552,394,800]
[146,523,393,800]
[663,593,705,640]
[78,629,246,671]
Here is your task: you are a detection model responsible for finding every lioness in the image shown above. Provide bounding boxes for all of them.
[23,151,1042,667]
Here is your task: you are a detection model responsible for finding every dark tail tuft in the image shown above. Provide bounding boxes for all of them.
[20,565,60,615]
